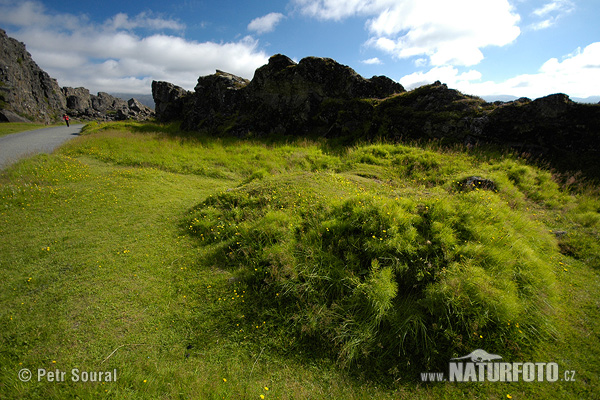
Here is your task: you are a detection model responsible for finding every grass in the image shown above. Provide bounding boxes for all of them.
[0,121,598,399]
[0,123,59,138]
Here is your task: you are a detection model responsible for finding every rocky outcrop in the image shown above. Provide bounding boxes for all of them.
[156,54,405,134]
[61,87,154,121]
[372,84,600,177]
[63,87,92,112]
[236,55,404,135]
[1,28,66,123]
[1,29,153,123]
[372,81,487,142]
[481,93,600,176]
[152,81,190,123]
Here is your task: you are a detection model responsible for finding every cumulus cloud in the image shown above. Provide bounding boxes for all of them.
[294,0,521,67]
[400,42,600,99]
[0,0,269,94]
[361,57,382,65]
[248,12,285,34]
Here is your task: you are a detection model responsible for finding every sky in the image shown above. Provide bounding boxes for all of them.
[0,0,598,100]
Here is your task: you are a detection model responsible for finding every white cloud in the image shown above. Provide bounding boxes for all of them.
[401,42,600,99]
[529,0,574,30]
[104,12,186,32]
[530,19,553,31]
[294,0,521,67]
[293,0,387,20]
[0,1,269,94]
[361,57,382,65]
[414,58,428,67]
[248,12,285,34]
[533,0,574,17]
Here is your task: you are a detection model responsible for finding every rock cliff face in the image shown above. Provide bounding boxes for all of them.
[0,28,66,122]
[0,29,153,123]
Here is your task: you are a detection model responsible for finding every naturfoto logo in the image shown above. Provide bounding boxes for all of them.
[421,349,577,383]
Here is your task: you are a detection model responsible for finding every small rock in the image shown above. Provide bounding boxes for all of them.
[458,176,497,192]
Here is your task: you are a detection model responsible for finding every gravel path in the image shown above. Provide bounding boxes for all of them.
[0,124,84,169]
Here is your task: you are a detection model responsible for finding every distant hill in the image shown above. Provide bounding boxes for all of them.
[110,93,155,110]
[572,96,600,104]
[482,94,600,104]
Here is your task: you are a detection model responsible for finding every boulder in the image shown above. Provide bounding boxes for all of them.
[152,81,191,122]
[0,109,32,122]
[127,98,145,113]
[63,87,92,112]
[92,92,128,113]
[458,176,497,192]
[126,98,154,120]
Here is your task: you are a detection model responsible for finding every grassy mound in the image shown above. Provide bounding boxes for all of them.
[186,157,561,377]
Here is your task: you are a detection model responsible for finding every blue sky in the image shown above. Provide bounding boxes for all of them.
[1,0,598,100]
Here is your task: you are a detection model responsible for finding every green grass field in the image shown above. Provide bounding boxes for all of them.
[1,121,598,399]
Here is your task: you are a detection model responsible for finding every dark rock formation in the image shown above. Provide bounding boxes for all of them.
[63,87,92,112]
[152,81,190,123]
[183,70,249,131]
[60,88,153,121]
[482,93,600,176]
[156,54,405,134]
[1,28,66,123]
[1,29,153,123]
[372,81,487,142]
[237,55,403,135]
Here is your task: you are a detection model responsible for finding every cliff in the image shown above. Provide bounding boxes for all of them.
[0,28,66,122]
[0,29,153,123]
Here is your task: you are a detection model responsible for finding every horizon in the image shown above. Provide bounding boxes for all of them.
[1,0,598,100]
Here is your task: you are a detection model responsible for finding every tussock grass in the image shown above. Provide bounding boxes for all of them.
[1,122,599,399]
[186,169,560,378]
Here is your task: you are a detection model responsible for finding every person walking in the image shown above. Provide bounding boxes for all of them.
[63,114,70,127]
